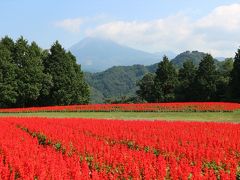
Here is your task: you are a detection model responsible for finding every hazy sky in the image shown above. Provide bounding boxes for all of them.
[1,0,240,57]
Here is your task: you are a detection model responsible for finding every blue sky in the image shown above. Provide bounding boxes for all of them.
[1,0,240,57]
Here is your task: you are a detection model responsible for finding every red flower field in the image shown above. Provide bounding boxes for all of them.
[1,116,240,179]
[0,102,240,113]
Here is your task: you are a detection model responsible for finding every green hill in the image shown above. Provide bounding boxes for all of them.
[85,65,150,103]
[172,51,220,68]
[85,51,223,103]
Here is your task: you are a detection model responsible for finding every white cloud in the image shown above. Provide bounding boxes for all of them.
[197,3,240,31]
[85,3,240,57]
[54,15,108,34]
[55,18,84,33]
[86,14,192,53]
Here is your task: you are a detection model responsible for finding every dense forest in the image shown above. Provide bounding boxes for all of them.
[0,36,89,108]
[85,51,235,103]
[137,51,240,102]
[0,36,239,107]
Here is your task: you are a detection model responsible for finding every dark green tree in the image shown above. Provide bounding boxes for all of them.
[14,37,50,107]
[219,58,234,76]
[154,56,178,102]
[67,52,89,104]
[193,54,217,101]
[30,42,53,106]
[136,73,155,102]
[215,58,233,100]
[43,41,89,105]
[229,49,240,101]
[176,60,197,101]
[1,36,15,55]
[0,39,18,107]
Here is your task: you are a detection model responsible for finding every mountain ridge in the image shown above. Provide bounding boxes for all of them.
[69,37,175,72]
[84,50,227,103]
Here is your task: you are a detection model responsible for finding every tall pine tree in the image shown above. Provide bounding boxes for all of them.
[193,54,217,101]
[43,41,89,105]
[136,73,155,102]
[215,58,233,100]
[66,52,89,104]
[14,37,49,107]
[176,60,196,101]
[154,56,178,102]
[229,49,240,101]
[0,38,18,107]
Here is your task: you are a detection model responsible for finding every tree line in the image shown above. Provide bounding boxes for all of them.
[0,36,89,108]
[137,49,240,102]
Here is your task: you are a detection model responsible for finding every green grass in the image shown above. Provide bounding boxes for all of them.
[0,111,240,122]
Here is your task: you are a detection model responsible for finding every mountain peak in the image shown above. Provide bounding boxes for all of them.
[69,37,160,72]
[70,37,112,51]
[171,50,213,68]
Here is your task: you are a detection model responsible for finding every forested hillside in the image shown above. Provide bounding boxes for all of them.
[172,51,220,68]
[85,51,227,103]
[137,53,239,102]
[84,65,150,103]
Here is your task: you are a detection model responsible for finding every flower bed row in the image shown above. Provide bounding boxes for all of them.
[0,102,240,113]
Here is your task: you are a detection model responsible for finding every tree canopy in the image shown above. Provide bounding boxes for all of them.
[154,56,178,102]
[192,54,217,101]
[229,49,240,101]
[0,36,89,108]
[136,73,155,102]
[137,52,238,102]
[176,60,197,101]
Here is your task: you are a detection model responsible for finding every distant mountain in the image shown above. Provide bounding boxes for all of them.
[85,50,224,103]
[171,50,222,68]
[70,37,161,72]
[141,51,220,73]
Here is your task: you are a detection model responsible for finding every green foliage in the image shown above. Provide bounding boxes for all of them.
[0,36,15,55]
[172,51,206,68]
[176,60,197,101]
[153,149,160,157]
[154,56,178,102]
[171,50,219,68]
[67,52,90,104]
[85,51,224,103]
[193,54,218,101]
[0,35,238,105]
[0,39,18,107]
[0,36,89,108]
[85,65,149,103]
[136,73,155,102]
[218,58,234,76]
[215,58,233,100]
[14,38,51,107]
[137,53,235,102]
[54,142,62,151]
[229,49,240,101]
[36,133,47,145]
[42,41,89,105]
